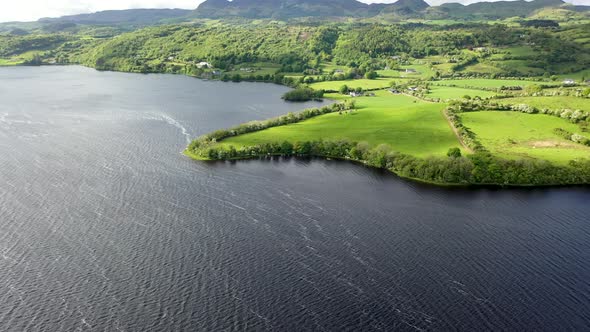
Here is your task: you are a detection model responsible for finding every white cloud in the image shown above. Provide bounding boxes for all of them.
[0,0,586,23]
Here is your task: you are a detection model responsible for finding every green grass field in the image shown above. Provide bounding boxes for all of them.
[399,64,435,79]
[225,62,281,76]
[461,62,504,75]
[501,46,537,58]
[320,61,348,73]
[431,62,455,74]
[557,69,590,81]
[461,111,590,164]
[375,69,401,78]
[432,78,554,89]
[309,78,394,91]
[494,60,545,76]
[497,96,590,111]
[220,92,463,158]
[0,50,44,66]
[428,86,498,100]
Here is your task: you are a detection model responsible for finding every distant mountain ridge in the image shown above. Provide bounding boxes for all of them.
[194,0,587,20]
[3,0,587,29]
[38,9,192,25]
[429,0,571,20]
[195,0,430,18]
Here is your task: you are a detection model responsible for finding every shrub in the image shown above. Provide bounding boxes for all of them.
[447,147,462,158]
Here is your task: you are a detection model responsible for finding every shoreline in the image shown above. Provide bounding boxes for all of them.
[184,149,589,188]
[183,148,465,187]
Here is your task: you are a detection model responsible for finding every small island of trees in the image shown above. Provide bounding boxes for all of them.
[282,87,325,102]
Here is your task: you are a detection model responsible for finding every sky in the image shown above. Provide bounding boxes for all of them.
[0,0,587,23]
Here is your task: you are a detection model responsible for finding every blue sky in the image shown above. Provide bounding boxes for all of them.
[0,0,586,23]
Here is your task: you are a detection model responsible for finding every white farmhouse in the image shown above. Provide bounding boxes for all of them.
[197,62,212,69]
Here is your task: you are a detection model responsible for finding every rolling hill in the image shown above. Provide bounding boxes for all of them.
[195,0,430,19]
[37,9,192,26]
[1,0,588,32]
[427,0,574,20]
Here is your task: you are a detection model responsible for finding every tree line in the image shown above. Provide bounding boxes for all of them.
[188,138,590,186]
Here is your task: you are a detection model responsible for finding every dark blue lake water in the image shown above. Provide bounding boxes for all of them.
[0,66,589,331]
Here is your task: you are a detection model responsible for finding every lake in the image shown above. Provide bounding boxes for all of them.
[0,66,589,331]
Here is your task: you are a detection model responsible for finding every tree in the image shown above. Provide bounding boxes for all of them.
[339,84,349,94]
[231,74,242,82]
[525,84,542,95]
[447,147,462,158]
[364,71,378,80]
[24,53,42,66]
[294,141,312,155]
[280,141,294,155]
[273,73,285,85]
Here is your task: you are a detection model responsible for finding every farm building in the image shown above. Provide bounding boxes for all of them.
[563,79,576,85]
[197,62,212,69]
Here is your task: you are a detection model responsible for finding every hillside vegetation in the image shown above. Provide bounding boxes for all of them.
[3,22,588,79]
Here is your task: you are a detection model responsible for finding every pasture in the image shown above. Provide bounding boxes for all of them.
[433,78,553,89]
[460,111,590,164]
[309,78,394,91]
[428,86,498,100]
[497,96,590,111]
[220,93,463,158]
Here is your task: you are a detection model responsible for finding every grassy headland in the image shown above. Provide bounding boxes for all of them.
[186,89,590,186]
[220,93,463,158]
